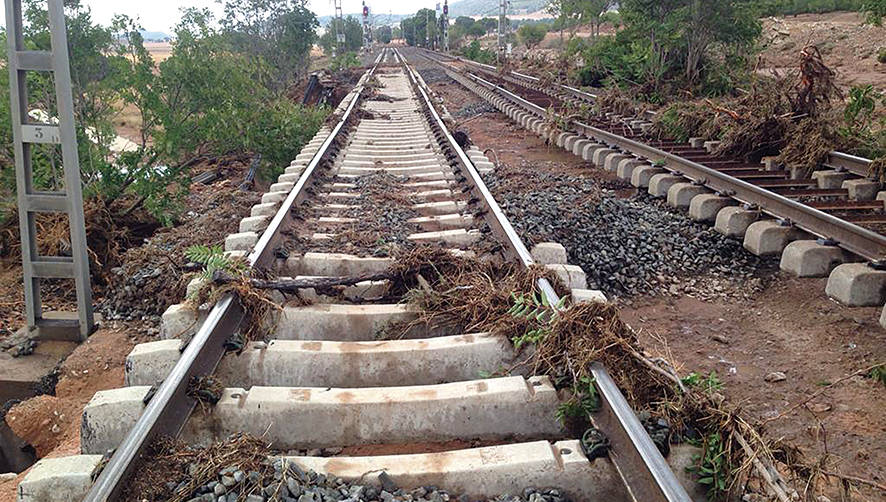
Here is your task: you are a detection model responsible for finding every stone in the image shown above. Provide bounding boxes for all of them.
[572,139,594,157]
[16,455,104,502]
[224,231,258,252]
[239,215,271,233]
[592,148,618,168]
[545,264,588,289]
[160,303,199,339]
[647,174,683,198]
[881,303,886,329]
[743,220,803,256]
[714,207,758,238]
[615,158,644,181]
[688,137,705,148]
[688,194,734,223]
[825,263,886,307]
[603,153,631,172]
[764,372,787,383]
[666,183,708,209]
[811,170,848,189]
[530,242,568,265]
[571,289,607,304]
[630,165,665,188]
[841,179,880,201]
[779,240,847,277]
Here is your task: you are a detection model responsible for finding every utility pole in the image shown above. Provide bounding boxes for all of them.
[333,0,345,56]
[4,0,95,340]
[362,1,371,52]
[442,0,449,51]
[497,0,507,63]
[425,9,431,49]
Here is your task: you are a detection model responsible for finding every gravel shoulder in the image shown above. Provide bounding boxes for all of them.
[418,62,886,498]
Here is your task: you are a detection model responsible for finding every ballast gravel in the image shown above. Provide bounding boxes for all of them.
[482,163,778,299]
[180,459,570,502]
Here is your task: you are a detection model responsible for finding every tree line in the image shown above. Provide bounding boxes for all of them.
[0,0,326,226]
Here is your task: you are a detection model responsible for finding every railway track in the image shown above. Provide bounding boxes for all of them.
[414,48,886,320]
[16,49,699,502]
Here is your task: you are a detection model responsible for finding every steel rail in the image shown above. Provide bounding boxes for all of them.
[421,48,596,104]
[825,151,873,178]
[458,69,886,261]
[83,50,387,502]
[399,47,692,502]
[440,49,879,183]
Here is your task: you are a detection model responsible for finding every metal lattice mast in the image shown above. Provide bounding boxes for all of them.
[497,0,506,62]
[334,0,345,56]
[4,0,95,340]
[362,1,371,52]
[442,0,449,51]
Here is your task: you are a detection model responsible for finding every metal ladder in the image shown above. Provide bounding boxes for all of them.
[4,0,95,340]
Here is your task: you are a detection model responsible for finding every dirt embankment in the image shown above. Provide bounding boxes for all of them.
[760,12,886,92]
[417,61,886,500]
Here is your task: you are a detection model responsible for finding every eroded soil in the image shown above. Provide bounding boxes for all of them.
[422,63,886,499]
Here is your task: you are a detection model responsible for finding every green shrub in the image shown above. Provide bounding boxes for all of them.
[878,48,886,63]
[462,40,496,65]
[328,52,360,72]
[0,2,326,226]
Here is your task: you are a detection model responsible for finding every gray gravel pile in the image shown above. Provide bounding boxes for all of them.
[180,460,571,502]
[483,166,777,298]
[417,67,451,85]
[453,102,498,119]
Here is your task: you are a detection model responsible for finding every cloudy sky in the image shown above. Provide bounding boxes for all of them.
[1,0,441,33]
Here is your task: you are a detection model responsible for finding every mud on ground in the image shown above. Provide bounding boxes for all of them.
[419,62,886,499]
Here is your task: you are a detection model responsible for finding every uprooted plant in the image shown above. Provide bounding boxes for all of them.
[389,247,883,501]
[184,244,280,342]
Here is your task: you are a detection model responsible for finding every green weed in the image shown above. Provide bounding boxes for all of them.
[555,376,600,425]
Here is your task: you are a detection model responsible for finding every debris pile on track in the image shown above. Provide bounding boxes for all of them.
[483,163,776,299]
[123,433,573,502]
[395,249,809,502]
[99,181,261,324]
[285,172,421,257]
[650,46,861,174]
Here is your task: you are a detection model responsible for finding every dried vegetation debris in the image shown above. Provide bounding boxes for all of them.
[394,250,843,501]
[284,172,422,257]
[650,45,874,174]
[100,180,261,322]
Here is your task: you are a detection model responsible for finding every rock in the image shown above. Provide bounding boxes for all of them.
[711,334,729,344]
[765,371,787,383]
[0,473,17,482]
[378,471,398,492]
[808,402,831,413]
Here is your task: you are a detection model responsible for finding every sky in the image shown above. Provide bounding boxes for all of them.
[0,0,442,33]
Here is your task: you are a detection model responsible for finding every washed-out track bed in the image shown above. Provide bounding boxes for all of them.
[16,49,699,502]
[413,48,886,325]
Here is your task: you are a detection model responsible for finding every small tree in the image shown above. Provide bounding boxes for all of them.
[862,0,886,24]
[517,24,547,50]
[375,25,392,44]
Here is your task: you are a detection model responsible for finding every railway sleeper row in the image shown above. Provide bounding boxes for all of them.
[431,58,886,327]
[17,52,700,502]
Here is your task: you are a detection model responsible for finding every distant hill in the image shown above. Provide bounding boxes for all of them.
[448,0,550,17]
[318,13,409,27]
[140,30,171,41]
[317,0,550,26]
